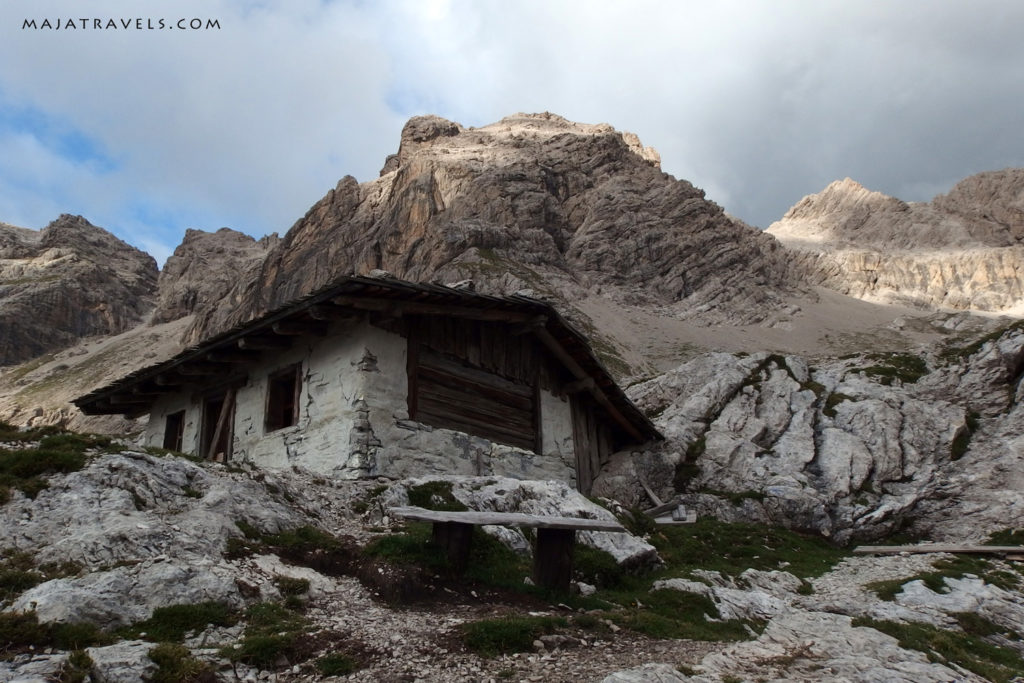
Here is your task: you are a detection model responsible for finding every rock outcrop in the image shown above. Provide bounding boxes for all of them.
[768,170,1024,311]
[186,113,800,343]
[0,215,157,366]
[595,322,1024,544]
[151,227,278,325]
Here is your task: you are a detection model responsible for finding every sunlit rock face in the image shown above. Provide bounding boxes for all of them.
[185,112,800,342]
[0,214,157,366]
[768,169,1024,312]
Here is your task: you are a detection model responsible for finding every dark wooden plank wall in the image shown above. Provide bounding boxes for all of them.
[409,316,540,452]
[571,393,614,495]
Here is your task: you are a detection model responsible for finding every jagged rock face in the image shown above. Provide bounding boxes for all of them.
[768,170,1024,311]
[151,227,278,324]
[0,215,157,366]
[189,113,799,341]
[596,324,1024,544]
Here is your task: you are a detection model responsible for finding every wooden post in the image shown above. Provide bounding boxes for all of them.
[206,388,235,461]
[432,522,473,573]
[534,528,575,592]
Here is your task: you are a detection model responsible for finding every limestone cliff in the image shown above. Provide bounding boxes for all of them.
[768,170,1024,311]
[595,322,1024,544]
[0,215,157,366]
[151,227,279,324]
[186,113,799,343]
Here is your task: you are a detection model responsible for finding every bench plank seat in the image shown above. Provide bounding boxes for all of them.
[389,506,627,532]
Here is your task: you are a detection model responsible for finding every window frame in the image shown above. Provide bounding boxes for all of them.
[264,363,302,433]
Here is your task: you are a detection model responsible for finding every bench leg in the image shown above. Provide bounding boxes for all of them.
[432,521,473,573]
[534,528,575,592]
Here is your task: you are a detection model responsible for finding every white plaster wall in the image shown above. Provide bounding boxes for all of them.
[144,394,199,453]
[232,320,378,474]
[142,319,580,488]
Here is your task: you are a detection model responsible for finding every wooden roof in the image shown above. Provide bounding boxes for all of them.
[73,275,662,443]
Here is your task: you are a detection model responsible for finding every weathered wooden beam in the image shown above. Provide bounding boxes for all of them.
[105,395,150,408]
[509,315,549,335]
[271,320,328,337]
[205,389,235,461]
[238,336,290,351]
[206,350,260,364]
[531,327,645,443]
[305,304,360,322]
[854,545,1024,556]
[562,377,596,394]
[534,528,575,592]
[176,363,226,376]
[331,295,535,322]
[388,506,626,532]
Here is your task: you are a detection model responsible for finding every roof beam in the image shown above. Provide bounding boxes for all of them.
[272,320,328,337]
[206,350,260,364]
[331,295,536,322]
[238,336,290,351]
[176,363,226,376]
[306,304,360,322]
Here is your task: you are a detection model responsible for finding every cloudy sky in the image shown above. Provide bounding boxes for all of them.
[1,0,1022,265]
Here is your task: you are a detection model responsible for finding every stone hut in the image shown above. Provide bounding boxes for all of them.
[74,276,660,493]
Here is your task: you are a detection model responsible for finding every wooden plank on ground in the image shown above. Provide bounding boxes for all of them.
[389,506,627,532]
[854,545,1024,556]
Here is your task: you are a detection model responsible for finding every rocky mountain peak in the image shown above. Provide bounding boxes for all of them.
[768,178,911,248]
[152,227,278,325]
[186,112,798,342]
[769,168,1024,311]
[0,215,158,366]
[932,167,1024,246]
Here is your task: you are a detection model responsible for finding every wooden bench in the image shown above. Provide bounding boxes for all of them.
[388,506,627,591]
[854,544,1024,561]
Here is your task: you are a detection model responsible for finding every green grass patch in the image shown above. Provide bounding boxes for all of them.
[823,392,852,418]
[698,489,766,506]
[364,521,532,591]
[316,652,360,676]
[0,549,81,604]
[227,521,345,560]
[574,546,626,589]
[406,481,468,512]
[867,555,1022,601]
[274,575,310,596]
[0,430,113,500]
[461,615,568,657]
[853,617,1024,682]
[119,601,237,642]
[853,352,929,385]
[220,602,311,670]
[0,611,112,656]
[58,649,94,683]
[650,518,848,580]
[939,320,1024,364]
[606,589,759,641]
[147,643,214,682]
[987,528,1024,546]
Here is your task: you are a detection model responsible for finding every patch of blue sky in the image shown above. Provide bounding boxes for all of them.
[384,85,446,120]
[121,200,203,259]
[0,95,117,173]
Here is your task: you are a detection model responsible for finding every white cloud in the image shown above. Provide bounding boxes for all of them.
[0,0,1022,255]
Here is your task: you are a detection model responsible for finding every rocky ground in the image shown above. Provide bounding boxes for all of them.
[2,441,1022,682]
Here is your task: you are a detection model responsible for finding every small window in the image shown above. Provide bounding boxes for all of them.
[265,364,301,432]
[162,410,185,451]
